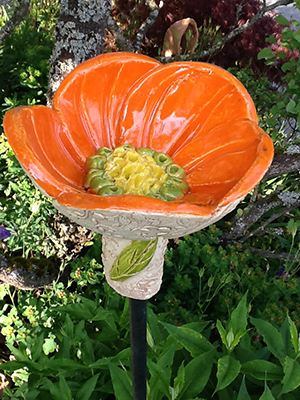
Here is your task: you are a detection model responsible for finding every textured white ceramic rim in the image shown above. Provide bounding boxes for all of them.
[53,197,242,241]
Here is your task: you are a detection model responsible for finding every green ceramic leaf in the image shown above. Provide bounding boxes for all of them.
[110,239,158,281]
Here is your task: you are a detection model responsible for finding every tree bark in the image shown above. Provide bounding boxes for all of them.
[48,0,111,104]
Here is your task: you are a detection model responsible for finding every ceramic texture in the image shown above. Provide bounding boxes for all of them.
[53,197,242,240]
[162,18,199,57]
[102,235,168,299]
[3,52,274,238]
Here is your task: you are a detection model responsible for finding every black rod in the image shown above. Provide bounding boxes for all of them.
[129,298,147,400]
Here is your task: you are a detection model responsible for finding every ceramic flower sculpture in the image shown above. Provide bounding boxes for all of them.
[3,52,274,300]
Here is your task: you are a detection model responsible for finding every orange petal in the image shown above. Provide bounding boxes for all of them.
[3,106,84,197]
[56,190,218,217]
[118,62,257,154]
[53,52,161,164]
[220,132,274,206]
[173,119,273,205]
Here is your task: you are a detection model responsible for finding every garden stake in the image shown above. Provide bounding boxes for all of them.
[130,299,147,400]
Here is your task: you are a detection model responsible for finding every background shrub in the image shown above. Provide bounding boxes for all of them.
[112,0,285,77]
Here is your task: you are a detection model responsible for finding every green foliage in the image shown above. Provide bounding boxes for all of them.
[4,295,300,399]
[0,135,57,257]
[152,225,300,330]
[195,18,222,54]
[0,237,106,347]
[258,5,300,140]
[0,15,54,120]
[31,0,60,32]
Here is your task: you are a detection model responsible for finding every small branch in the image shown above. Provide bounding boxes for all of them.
[107,16,134,52]
[246,246,300,261]
[265,153,300,179]
[0,0,13,6]
[222,191,300,242]
[240,202,299,243]
[157,0,294,63]
[133,0,162,52]
[0,0,31,45]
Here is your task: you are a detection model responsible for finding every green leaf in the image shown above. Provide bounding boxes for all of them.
[58,375,72,400]
[62,314,74,338]
[250,317,285,360]
[259,383,275,400]
[58,303,95,321]
[161,322,215,357]
[0,360,32,372]
[31,334,44,361]
[178,350,214,400]
[173,362,185,399]
[89,358,111,369]
[277,51,287,59]
[7,344,29,362]
[230,330,248,350]
[228,293,248,335]
[25,389,41,400]
[288,315,299,354]
[241,360,283,381]
[266,35,277,44]
[75,374,100,400]
[148,345,176,399]
[286,99,296,114]
[237,376,251,400]
[215,355,241,392]
[42,377,71,400]
[216,320,228,347]
[109,362,132,400]
[281,356,300,394]
[110,239,157,281]
[276,14,290,25]
[282,61,293,73]
[258,48,273,60]
[43,358,88,371]
[148,359,172,399]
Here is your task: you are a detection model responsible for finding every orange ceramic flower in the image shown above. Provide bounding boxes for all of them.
[3,52,274,241]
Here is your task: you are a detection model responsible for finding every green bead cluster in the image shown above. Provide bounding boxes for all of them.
[84,144,189,201]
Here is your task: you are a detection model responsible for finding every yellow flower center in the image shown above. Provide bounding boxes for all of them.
[105,147,167,196]
[84,144,189,201]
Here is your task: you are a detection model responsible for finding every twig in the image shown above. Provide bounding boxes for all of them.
[0,1,13,6]
[157,0,294,63]
[240,202,299,243]
[265,153,300,179]
[133,0,162,52]
[107,16,135,52]
[222,191,300,242]
[245,246,300,261]
[0,0,31,45]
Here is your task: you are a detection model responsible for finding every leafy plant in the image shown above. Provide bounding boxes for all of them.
[4,295,300,399]
[258,10,300,141]
[0,135,57,257]
[0,15,54,120]
[113,0,285,76]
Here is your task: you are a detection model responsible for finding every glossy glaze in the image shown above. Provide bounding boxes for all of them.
[3,52,274,217]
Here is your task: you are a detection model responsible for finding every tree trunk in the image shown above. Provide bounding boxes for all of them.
[48,0,111,104]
